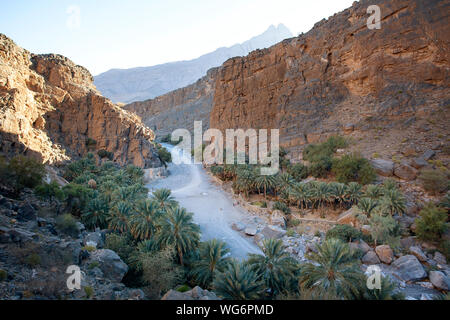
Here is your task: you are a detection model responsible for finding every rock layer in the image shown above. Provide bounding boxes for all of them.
[0,34,161,168]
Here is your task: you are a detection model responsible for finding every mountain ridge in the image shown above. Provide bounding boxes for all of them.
[94,24,293,103]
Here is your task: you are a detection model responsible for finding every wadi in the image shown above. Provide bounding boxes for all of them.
[0,0,449,303]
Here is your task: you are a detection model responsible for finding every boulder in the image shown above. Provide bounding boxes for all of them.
[343,123,355,134]
[400,236,417,250]
[358,240,372,253]
[362,251,381,265]
[270,210,287,229]
[232,222,246,232]
[394,163,418,181]
[375,245,394,264]
[422,149,436,160]
[410,157,428,169]
[88,249,128,282]
[433,251,447,265]
[84,231,105,249]
[260,226,286,239]
[244,227,257,236]
[17,203,36,221]
[409,246,427,262]
[370,159,394,177]
[161,289,194,300]
[392,255,427,282]
[429,271,450,291]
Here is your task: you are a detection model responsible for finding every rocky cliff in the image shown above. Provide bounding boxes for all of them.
[210,0,450,160]
[95,24,292,103]
[0,34,161,168]
[125,68,218,138]
[125,0,449,162]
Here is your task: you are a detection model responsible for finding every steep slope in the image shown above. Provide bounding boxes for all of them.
[0,34,161,168]
[95,24,292,103]
[126,0,449,162]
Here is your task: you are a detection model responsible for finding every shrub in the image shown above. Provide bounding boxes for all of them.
[105,233,135,263]
[251,201,267,208]
[34,181,65,201]
[273,201,290,214]
[0,269,7,281]
[287,163,309,181]
[88,261,100,270]
[25,253,42,267]
[85,138,97,147]
[326,225,362,242]
[55,214,79,237]
[415,203,448,242]
[176,284,191,293]
[157,145,172,166]
[97,149,114,160]
[82,245,97,252]
[286,229,295,237]
[303,136,347,163]
[309,155,333,178]
[84,286,94,299]
[0,155,45,194]
[368,213,400,247]
[332,153,376,185]
[418,169,449,195]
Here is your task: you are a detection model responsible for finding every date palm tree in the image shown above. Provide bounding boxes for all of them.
[129,200,162,240]
[157,207,200,265]
[247,239,298,296]
[107,201,132,233]
[330,182,348,209]
[277,172,295,195]
[190,239,231,288]
[291,183,311,209]
[357,197,378,217]
[82,197,109,229]
[150,188,178,213]
[213,260,264,300]
[364,184,384,200]
[255,174,277,199]
[381,188,406,216]
[347,182,362,205]
[299,238,364,300]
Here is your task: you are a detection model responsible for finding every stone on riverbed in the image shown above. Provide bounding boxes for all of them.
[245,227,257,236]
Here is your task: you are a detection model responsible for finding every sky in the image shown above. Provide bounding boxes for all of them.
[0,0,355,75]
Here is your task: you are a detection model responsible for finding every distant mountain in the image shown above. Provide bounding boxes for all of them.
[94,24,293,103]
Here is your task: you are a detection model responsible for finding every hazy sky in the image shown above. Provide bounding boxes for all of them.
[0,0,355,75]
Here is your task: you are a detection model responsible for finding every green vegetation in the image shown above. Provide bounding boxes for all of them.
[273,201,290,214]
[415,203,448,242]
[326,225,362,243]
[83,286,94,299]
[55,214,79,237]
[156,144,172,166]
[418,168,449,195]
[332,153,376,185]
[0,155,45,196]
[97,149,114,160]
[0,269,7,281]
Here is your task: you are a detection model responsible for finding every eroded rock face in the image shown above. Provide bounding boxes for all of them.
[125,0,449,160]
[0,34,161,168]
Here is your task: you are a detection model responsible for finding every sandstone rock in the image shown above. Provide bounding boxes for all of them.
[394,163,418,181]
[370,160,394,177]
[245,227,257,236]
[362,251,380,265]
[409,246,427,262]
[375,245,394,264]
[88,249,128,282]
[392,255,427,282]
[0,34,161,168]
[343,123,355,134]
[429,271,450,291]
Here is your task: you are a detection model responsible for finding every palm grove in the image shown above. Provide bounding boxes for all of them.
[0,133,448,300]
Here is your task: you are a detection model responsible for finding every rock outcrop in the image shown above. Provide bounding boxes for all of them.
[0,34,161,168]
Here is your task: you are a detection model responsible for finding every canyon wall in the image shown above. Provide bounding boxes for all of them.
[125,0,449,161]
[125,68,219,138]
[0,34,161,168]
